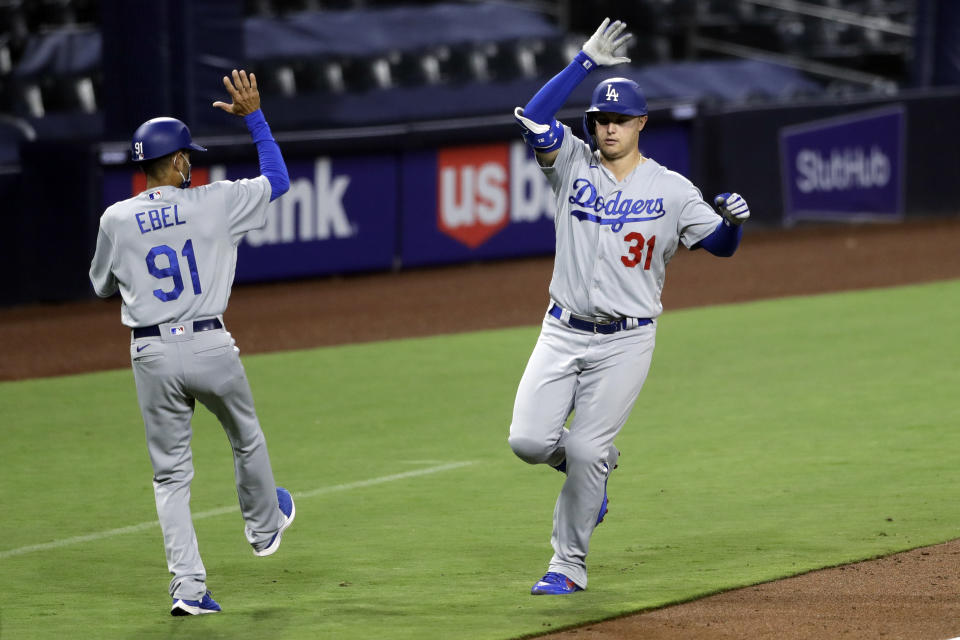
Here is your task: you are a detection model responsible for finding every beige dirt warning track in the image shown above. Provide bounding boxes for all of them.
[3,217,960,639]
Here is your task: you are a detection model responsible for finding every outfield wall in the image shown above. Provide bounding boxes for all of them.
[4,89,959,306]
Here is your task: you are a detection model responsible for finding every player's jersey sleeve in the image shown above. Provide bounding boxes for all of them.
[677,183,723,249]
[221,175,273,244]
[538,124,593,221]
[89,219,118,297]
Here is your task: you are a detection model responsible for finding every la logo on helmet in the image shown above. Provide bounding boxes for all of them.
[605,85,620,102]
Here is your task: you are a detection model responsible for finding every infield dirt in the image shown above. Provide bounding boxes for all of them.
[3,217,960,639]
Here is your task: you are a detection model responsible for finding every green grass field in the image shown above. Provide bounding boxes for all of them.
[3,280,960,639]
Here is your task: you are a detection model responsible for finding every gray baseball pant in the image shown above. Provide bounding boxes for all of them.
[508,313,656,588]
[131,322,281,600]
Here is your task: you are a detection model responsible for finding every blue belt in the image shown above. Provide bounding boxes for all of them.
[132,318,223,339]
[548,303,651,334]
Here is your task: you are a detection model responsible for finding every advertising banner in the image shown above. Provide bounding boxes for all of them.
[399,142,557,267]
[102,155,398,282]
[100,125,691,280]
[400,125,691,268]
[779,105,905,222]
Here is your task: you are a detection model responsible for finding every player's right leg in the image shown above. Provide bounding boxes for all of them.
[131,339,209,608]
[185,329,288,555]
[508,312,589,468]
[547,322,657,589]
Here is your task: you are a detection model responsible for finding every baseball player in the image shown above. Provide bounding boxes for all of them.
[89,70,295,616]
[509,19,751,595]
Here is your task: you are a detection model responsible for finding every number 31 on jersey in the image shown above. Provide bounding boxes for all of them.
[621,232,655,269]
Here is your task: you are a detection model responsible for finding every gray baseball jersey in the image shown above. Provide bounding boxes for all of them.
[543,124,722,321]
[509,125,725,589]
[89,176,271,327]
[90,175,282,602]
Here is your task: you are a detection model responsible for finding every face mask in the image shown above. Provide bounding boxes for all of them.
[176,154,192,188]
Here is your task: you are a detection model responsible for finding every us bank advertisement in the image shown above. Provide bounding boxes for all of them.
[779,105,905,222]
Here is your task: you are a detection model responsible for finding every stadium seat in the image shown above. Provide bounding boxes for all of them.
[0,35,12,75]
[269,0,321,15]
[293,58,347,94]
[14,81,43,118]
[0,1,30,57]
[0,75,11,113]
[775,18,807,54]
[389,49,431,87]
[417,47,450,85]
[374,54,397,90]
[485,41,525,82]
[443,43,494,84]
[255,60,298,97]
[37,0,77,28]
[0,114,34,164]
[244,0,275,16]
[71,0,97,24]
[630,34,672,65]
[39,73,95,113]
[338,56,389,93]
[513,40,543,79]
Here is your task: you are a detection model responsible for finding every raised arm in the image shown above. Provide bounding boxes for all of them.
[514,18,633,166]
[213,69,290,201]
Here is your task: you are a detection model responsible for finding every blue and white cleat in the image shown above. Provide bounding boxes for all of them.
[171,590,221,616]
[253,487,296,557]
[531,572,583,595]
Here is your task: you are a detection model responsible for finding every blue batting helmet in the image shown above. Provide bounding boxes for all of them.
[130,117,207,162]
[582,77,648,145]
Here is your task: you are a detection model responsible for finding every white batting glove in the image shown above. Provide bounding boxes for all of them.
[514,107,551,136]
[714,192,750,226]
[581,18,633,67]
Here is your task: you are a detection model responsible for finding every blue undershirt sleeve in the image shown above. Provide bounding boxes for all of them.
[696,220,743,257]
[244,109,289,202]
[523,51,597,123]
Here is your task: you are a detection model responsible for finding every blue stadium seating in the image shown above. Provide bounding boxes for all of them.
[0,0,920,138]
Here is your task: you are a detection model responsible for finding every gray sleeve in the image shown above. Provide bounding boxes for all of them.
[224,175,273,244]
[89,223,118,297]
[678,185,724,249]
[541,125,592,218]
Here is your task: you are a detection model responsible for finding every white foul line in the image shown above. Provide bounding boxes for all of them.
[0,461,476,560]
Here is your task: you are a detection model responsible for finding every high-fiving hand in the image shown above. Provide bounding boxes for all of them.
[212,69,261,117]
[581,18,633,67]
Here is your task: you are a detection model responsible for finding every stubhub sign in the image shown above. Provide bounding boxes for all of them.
[780,106,905,222]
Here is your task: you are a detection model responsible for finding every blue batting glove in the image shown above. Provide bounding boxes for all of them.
[714,192,750,226]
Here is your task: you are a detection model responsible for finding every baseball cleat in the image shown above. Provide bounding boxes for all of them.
[531,572,583,595]
[171,590,221,616]
[253,487,296,557]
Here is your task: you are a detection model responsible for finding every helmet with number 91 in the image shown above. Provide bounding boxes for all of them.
[582,77,648,148]
[130,117,207,162]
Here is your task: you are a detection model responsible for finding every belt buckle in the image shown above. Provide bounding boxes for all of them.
[593,321,598,334]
